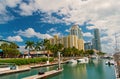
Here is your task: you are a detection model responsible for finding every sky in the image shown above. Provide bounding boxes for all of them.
[0,0,120,53]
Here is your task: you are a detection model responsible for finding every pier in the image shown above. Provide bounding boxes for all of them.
[22,69,63,79]
[0,67,30,75]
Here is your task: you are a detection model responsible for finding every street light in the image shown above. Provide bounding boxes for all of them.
[58,51,61,69]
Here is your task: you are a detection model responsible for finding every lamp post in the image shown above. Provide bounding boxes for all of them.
[58,51,61,70]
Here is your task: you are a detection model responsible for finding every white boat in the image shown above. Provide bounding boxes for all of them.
[77,57,89,63]
[66,59,77,64]
[91,55,98,59]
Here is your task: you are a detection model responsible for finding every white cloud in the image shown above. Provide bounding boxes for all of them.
[4,0,22,8]
[17,28,37,38]
[7,35,23,42]
[18,46,27,52]
[46,27,62,37]
[102,43,115,53]
[1,0,120,53]
[65,29,70,33]
[16,28,52,39]
[40,14,64,24]
[83,32,93,37]
[0,0,21,23]
[47,28,56,33]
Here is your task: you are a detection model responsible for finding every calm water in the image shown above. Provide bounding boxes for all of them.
[0,59,116,79]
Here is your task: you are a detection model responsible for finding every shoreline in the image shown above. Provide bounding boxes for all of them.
[0,61,66,76]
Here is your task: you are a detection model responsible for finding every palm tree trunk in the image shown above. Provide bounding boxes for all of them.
[28,48,30,57]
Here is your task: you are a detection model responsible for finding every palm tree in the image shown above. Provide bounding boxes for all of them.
[57,43,64,52]
[34,41,42,57]
[43,39,51,62]
[25,41,34,57]
[43,39,50,50]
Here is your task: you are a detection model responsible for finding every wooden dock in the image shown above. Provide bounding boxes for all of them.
[22,69,63,79]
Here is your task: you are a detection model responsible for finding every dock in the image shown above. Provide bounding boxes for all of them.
[0,67,30,75]
[22,69,63,79]
[30,61,66,69]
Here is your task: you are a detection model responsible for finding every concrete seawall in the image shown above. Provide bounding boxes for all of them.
[22,69,63,79]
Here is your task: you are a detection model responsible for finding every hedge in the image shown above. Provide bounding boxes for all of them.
[0,57,54,65]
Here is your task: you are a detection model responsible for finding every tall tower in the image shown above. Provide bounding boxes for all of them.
[93,28,101,51]
[70,25,83,39]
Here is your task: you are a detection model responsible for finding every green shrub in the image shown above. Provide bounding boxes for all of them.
[0,57,54,65]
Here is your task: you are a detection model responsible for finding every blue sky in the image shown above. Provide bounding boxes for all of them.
[0,0,120,53]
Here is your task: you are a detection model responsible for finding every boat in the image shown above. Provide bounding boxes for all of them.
[91,55,99,59]
[77,57,89,63]
[66,59,77,64]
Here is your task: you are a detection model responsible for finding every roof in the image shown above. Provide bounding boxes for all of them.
[23,51,53,55]
[71,25,79,30]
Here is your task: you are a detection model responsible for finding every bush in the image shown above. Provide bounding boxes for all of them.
[0,57,54,65]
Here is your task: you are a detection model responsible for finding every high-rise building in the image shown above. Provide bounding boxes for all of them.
[70,25,83,39]
[49,35,84,50]
[92,29,101,51]
[84,42,92,50]
[49,25,84,50]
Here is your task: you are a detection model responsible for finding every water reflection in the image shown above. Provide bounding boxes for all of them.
[48,59,115,79]
[67,63,77,67]
[0,59,116,79]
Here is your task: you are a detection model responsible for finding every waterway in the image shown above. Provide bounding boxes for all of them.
[0,59,116,79]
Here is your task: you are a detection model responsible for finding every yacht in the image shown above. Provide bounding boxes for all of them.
[77,57,89,63]
[66,59,77,64]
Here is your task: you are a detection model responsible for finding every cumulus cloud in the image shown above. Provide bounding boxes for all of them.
[65,29,70,33]
[0,0,22,23]
[83,32,93,37]
[1,0,120,53]
[46,27,62,36]
[7,35,23,42]
[47,28,56,33]
[16,28,52,39]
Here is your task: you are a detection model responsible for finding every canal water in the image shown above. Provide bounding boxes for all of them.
[0,59,116,79]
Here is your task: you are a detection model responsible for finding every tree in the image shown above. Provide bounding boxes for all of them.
[34,41,42,57]
[50,44,58,57]
[62,47,72,57]
[25,41,34,57]
[43,39,51,62]
[85,50,94,56]
[71,47,79,56]
[43,39,51,51]
[9,42,18,49]
[0,43,20,58]
[79,50,84,57]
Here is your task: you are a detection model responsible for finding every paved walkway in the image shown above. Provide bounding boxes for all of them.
[0,61,65,76]
[0,67,30,75]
